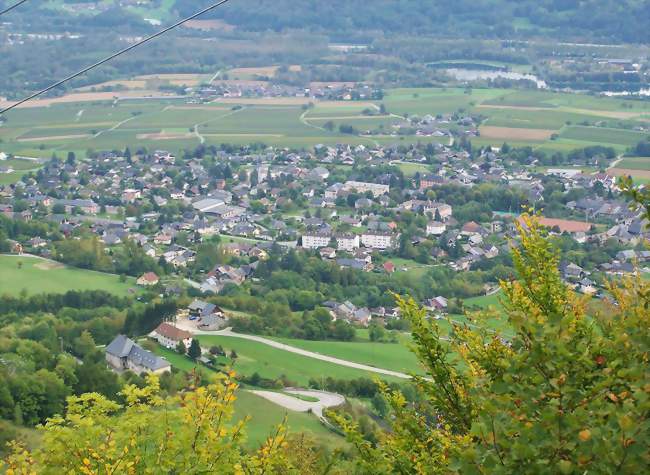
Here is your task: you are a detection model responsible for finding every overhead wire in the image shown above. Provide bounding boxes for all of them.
[0,0,30,17]
[0,0,232,114]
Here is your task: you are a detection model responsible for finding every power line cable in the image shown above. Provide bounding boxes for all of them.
[0,0,232,114]
[0,0,30,17]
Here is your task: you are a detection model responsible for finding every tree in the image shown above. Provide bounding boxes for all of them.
[335,214,650,473]
[368,323,386,342]
[187,339,202,360]
[176,340,186,355]
[2,374,294,473]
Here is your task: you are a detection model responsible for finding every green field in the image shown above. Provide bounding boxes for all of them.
[617,156,650,170]
[2,88,647,157]
[195,335,404,384]
[270,335,421,375]
[0,255,137,296]
[153,346,343,447]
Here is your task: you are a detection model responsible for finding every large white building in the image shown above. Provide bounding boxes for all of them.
[361,231,394,250]
[151,323,193,350]
[426,221,447,236]
[336,233,360,251]
[302,232,332,249]
[343,181,389,197]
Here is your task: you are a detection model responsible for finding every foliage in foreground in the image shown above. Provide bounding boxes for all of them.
[1,372,303,474]
[335,215,649,474]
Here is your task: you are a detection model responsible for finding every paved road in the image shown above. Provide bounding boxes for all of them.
[248,389,345,418]
[175,322,412,380]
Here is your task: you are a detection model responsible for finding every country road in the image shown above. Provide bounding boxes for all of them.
[175,322,412,380]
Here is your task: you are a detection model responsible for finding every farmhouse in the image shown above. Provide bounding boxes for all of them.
[151,322,193,350]
[105,335,170,374]
[137,272,159,286]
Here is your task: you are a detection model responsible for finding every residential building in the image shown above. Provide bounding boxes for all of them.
[336,233,360,251]
[361,231,394,250]
[151,322,193,350]
[301,231,331,249]
[342,180,389,197]
[105,335,170,374]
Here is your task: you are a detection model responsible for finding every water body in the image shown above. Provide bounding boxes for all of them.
[444,68,548,89]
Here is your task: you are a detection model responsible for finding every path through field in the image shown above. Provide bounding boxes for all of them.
[176,323,412,379]
[247,389,345,418]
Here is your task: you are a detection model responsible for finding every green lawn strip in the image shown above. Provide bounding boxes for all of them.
[0,255,137,296]
[267,336,422,375]
[195,335,405,385]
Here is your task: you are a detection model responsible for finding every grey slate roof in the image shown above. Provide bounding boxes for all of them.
[106,335,169,372]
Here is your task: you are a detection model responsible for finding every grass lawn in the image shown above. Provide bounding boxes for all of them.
[152,346,344,448]
[393,162,432,177]
[0,255,137,296]
[463,291,503,310]
[195,335,404,385]
[269,336,422,375]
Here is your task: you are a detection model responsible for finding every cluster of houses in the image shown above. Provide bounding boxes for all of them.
[1,136,648,313]
[190,82,384,103]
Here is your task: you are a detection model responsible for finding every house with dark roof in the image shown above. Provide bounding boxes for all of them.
[105,335,170,374]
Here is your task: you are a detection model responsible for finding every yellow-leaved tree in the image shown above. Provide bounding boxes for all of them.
[335,213,649,474]
[2,372,296,474]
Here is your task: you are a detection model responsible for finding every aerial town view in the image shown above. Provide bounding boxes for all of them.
[0,1,648,473]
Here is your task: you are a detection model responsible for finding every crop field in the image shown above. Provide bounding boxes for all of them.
[0,255,137,296]
[616,157,650,170]
[1,87,648,174]
[559,126,649,147]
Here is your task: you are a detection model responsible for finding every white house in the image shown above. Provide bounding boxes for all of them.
[336,233,360,251]
[151,322,193,350]
[426,221,447,236]
[361,231,394,250]
[342,181,389,197]
[301,232,331,249]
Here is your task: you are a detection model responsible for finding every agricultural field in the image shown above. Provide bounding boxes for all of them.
[1,88,648,168]
[0,255,137,296]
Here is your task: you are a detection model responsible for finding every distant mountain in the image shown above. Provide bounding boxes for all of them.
[175,0,650,43]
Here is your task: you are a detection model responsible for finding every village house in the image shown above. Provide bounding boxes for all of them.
[105,335,171,374]
[150,322,193,350]
[136,272,159,286]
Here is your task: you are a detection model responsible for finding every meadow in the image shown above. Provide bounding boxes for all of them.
[194,335,404,385]
[269,334,422,375]
[153,346,344,447]
[0,255,137,296]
